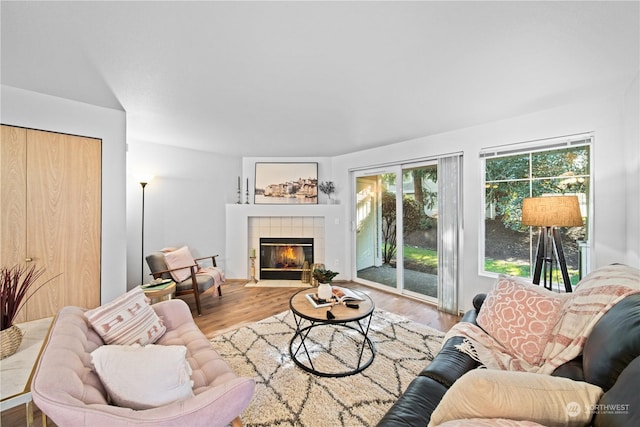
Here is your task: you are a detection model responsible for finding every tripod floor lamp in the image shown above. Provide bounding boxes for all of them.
[522,195,583,292]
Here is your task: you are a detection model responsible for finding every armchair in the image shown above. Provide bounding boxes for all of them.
[31,299,254,427]
[146,246,224,315]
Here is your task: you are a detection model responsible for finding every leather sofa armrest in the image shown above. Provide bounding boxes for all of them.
[419,336,480,388]
[473,293,487,312]
[460,308,478,325]
[376,376,447,427]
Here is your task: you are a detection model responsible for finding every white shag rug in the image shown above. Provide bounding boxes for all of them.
[210,309,444,426]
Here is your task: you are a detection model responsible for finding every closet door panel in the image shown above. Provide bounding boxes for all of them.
[26,130,101,319]
[0,125,27,270]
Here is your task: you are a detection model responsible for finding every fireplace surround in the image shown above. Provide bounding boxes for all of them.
[260,237,313,280]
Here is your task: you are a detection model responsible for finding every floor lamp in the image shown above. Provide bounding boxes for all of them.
[522,196,583,292]
[139,177,153,285]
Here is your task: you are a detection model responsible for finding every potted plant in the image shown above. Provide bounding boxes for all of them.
[313,268,339,300]
[318,181,336,204]
[1,264,53,359]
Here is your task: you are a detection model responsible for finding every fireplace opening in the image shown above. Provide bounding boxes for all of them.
[260,237,313,280]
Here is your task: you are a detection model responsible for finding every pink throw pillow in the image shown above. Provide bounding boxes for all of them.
[477,275,567,365]
[163,246,196,283]
[85,287,166,346]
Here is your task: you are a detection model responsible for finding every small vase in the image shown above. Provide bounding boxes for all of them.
[317,282,333,300]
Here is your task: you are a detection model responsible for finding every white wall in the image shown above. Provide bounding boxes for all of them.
[126,141,240,288]
[333,93,636,312]
[1,85,128,303]
[623,73,640,267]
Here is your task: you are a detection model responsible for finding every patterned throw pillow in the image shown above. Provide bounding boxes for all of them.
[85,287,166,346]
[163,246,196,283]
[476,275,567,365]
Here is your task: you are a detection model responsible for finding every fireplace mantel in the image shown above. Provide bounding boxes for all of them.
[225,204,344,280]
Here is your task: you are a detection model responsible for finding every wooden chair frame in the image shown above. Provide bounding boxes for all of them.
[150,255,222,315]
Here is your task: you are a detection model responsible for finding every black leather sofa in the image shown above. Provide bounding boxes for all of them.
[377,291,640,426]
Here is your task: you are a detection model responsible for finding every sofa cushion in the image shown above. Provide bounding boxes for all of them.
[164,246,196,282]
[583,293,640,391]
[429,369,603,427]
[91,344,194,410]
[85,286,166,345]
[593,356,640,427]
[476,275,566,365]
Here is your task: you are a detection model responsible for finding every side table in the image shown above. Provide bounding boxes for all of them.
[143,281,176,303]
[0,317,53,427]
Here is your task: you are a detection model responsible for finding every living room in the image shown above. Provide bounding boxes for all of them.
[1,1,639,425]
[3,1,638,311]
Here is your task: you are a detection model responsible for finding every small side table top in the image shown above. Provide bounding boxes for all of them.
[289,288,374,322]
[143,281,176,302]
[1,316,53,416]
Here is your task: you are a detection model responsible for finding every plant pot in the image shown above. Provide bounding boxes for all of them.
[0,325,23,360]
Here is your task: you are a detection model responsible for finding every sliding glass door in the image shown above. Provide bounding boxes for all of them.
[355,170,398,289]
[354,162,439,301]
[401,163,438,299]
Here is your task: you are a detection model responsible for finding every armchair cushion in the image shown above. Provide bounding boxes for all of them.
[164,246,197,282]
[91,344,194,410]
[85,286,165,346]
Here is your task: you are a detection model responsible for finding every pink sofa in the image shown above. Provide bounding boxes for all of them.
[32,299,255,427]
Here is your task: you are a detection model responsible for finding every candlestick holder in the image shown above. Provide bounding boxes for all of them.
[245,188,250,204]
[237,187,242,204]
[249,256,258,283]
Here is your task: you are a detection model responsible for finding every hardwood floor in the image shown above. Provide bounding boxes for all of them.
[191,280,460,337]
[1,281,460,427]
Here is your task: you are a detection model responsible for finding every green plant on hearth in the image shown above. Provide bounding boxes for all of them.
[312,268,339,284]
[1,264,56,331]
[318,181,335,200]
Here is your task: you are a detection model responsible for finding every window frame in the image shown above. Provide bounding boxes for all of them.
[479,134,594,279]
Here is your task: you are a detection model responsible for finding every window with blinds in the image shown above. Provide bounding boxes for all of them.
[480,134,592,284]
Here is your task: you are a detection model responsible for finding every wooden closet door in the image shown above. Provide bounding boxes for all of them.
[0,125,28,269]
[25,130,102,319]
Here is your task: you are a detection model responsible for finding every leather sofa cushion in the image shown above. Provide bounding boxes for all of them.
[583,293,640,391]
[376,376,447,427]
[551,356,585,382]
[593,356,640,427]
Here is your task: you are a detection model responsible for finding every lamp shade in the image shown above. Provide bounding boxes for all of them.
[521,196,583,227]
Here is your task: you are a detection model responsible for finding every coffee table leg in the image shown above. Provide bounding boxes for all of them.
[355,313,374,369]
[290,313,317,372]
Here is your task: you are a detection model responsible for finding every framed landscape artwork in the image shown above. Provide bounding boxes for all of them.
[254,162,318,204]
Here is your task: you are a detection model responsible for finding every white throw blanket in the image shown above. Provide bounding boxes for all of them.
[446,265,640,374]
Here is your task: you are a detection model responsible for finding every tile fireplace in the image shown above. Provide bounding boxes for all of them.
[259,237,314,280]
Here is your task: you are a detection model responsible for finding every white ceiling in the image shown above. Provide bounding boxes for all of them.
[1,1,638,157]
